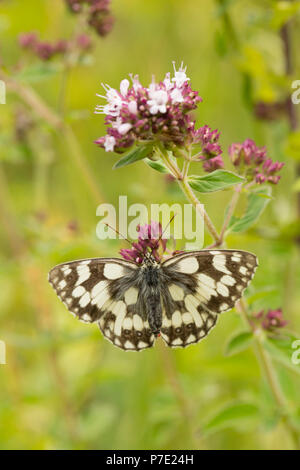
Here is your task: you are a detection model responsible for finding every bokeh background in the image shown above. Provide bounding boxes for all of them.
[0,0,300,450]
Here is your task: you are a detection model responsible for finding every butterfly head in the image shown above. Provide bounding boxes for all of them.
[142,251,159,266]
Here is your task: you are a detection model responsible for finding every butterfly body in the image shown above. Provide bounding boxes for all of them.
[49,250,258,351]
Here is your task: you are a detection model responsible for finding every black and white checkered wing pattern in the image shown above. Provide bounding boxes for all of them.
[48,258,155,351]
[160,250,258,348]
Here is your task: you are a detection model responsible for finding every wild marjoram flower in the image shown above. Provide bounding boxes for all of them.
[228,138,284,185]
[120,221,168,264]
[94,62,224,173]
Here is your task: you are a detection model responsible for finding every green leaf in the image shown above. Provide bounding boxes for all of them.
[224,331,254,357]
[113,145,153,169]
[203,402,259,435]
[228,186,272,233]
[144,158,169,174]
[15,63,62,83]
[188,170,244,193]
[264,336,300,378]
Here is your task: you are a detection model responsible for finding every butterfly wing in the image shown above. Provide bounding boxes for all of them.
[48,257,155,351]
[160,250,258,348]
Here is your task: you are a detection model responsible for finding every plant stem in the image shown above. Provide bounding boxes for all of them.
[159,149,221,245]
[219,183,242,243]
[237,299,300,449]
[157,340,202,449]
[1,72,104,204]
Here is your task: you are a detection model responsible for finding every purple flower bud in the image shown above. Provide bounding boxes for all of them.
[262,309,288,330]
[120,222,167,264]
[19,32,38,49]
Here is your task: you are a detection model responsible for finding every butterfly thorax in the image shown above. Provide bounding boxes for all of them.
[139,256,162,335]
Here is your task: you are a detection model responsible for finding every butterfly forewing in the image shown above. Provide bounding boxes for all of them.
[48,257,155,351]
[159,250,257,348]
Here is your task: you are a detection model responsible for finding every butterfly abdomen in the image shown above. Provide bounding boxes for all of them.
[141,265,162,335]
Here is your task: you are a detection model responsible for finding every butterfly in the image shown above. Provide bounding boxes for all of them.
[48,249,258,351]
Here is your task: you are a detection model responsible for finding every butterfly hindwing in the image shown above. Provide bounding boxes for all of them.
[48,257,155,351]
[159,249,258,348]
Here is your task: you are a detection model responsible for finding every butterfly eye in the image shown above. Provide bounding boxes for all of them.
[124,329,131,336]
[136,331,143,337]
[187,323,194,329]
[175,327,182,333]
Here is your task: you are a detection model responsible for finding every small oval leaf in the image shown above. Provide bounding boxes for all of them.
[145,158,169,174]
[224,331,254,357]
[228,186,272,233]
[189,170,244,193]
[113,144,153,169]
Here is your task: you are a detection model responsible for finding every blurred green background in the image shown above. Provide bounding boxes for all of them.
[0,0,300,450]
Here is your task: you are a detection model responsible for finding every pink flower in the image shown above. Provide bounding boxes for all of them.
[229,138,284,185]
[254,309,288,331]
[120,222,168,264]
[94,62,203,152]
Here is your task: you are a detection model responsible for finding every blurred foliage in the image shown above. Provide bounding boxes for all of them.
[0,0,300,450]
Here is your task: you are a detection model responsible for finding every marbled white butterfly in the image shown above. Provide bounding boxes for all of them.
[48,249,258,351]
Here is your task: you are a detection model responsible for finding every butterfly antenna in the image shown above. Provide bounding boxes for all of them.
[151,214,177,254]
[103,222,146,260]
[103,222,133,246]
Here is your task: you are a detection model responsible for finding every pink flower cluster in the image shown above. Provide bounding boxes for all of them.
[193,125,224,172]
[19,32,92,61]
[19,33,68,60]
[64,0,114,37]
[254,309,288,331]
[120,222,167,264]
[228,138,284,184]
[94,62,204,153]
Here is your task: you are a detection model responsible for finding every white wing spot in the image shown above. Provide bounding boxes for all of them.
[72,285,85,297]
[62,268,71,276]
[217,282,229,297]
[113,301,127,336]
[124,287,138,305]
[171,310,182,328]
[138,341,148,349]
[186,334,196,344]
[177,257,199,274]
[82,313,91,322]
[172,338,183,346]
[182,312,193,324]
[75,266,90,286]
[79,291,90,308]
[103,263,124,280]
[133,314,143,330]
[221,275,236,286]
[239,266,248,275]
[91,280,107,298]
[58,279,66,289]
[184,295,203,327]
[123,317,133,330]
[212,255,231,275]
[92,287,110,309]
[231,256,241,263]
[220,303,229,311]
[168,284,185,301]
[124,340,135,350]
[198,273,215,288]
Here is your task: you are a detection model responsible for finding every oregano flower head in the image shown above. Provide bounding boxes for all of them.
[120,222,167,264]
[228,138,284,185]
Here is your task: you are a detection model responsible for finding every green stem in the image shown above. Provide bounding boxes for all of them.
[219,183,242,243]
[1,72,104,205]
[238,300,300,449]
[159,149,221,245]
